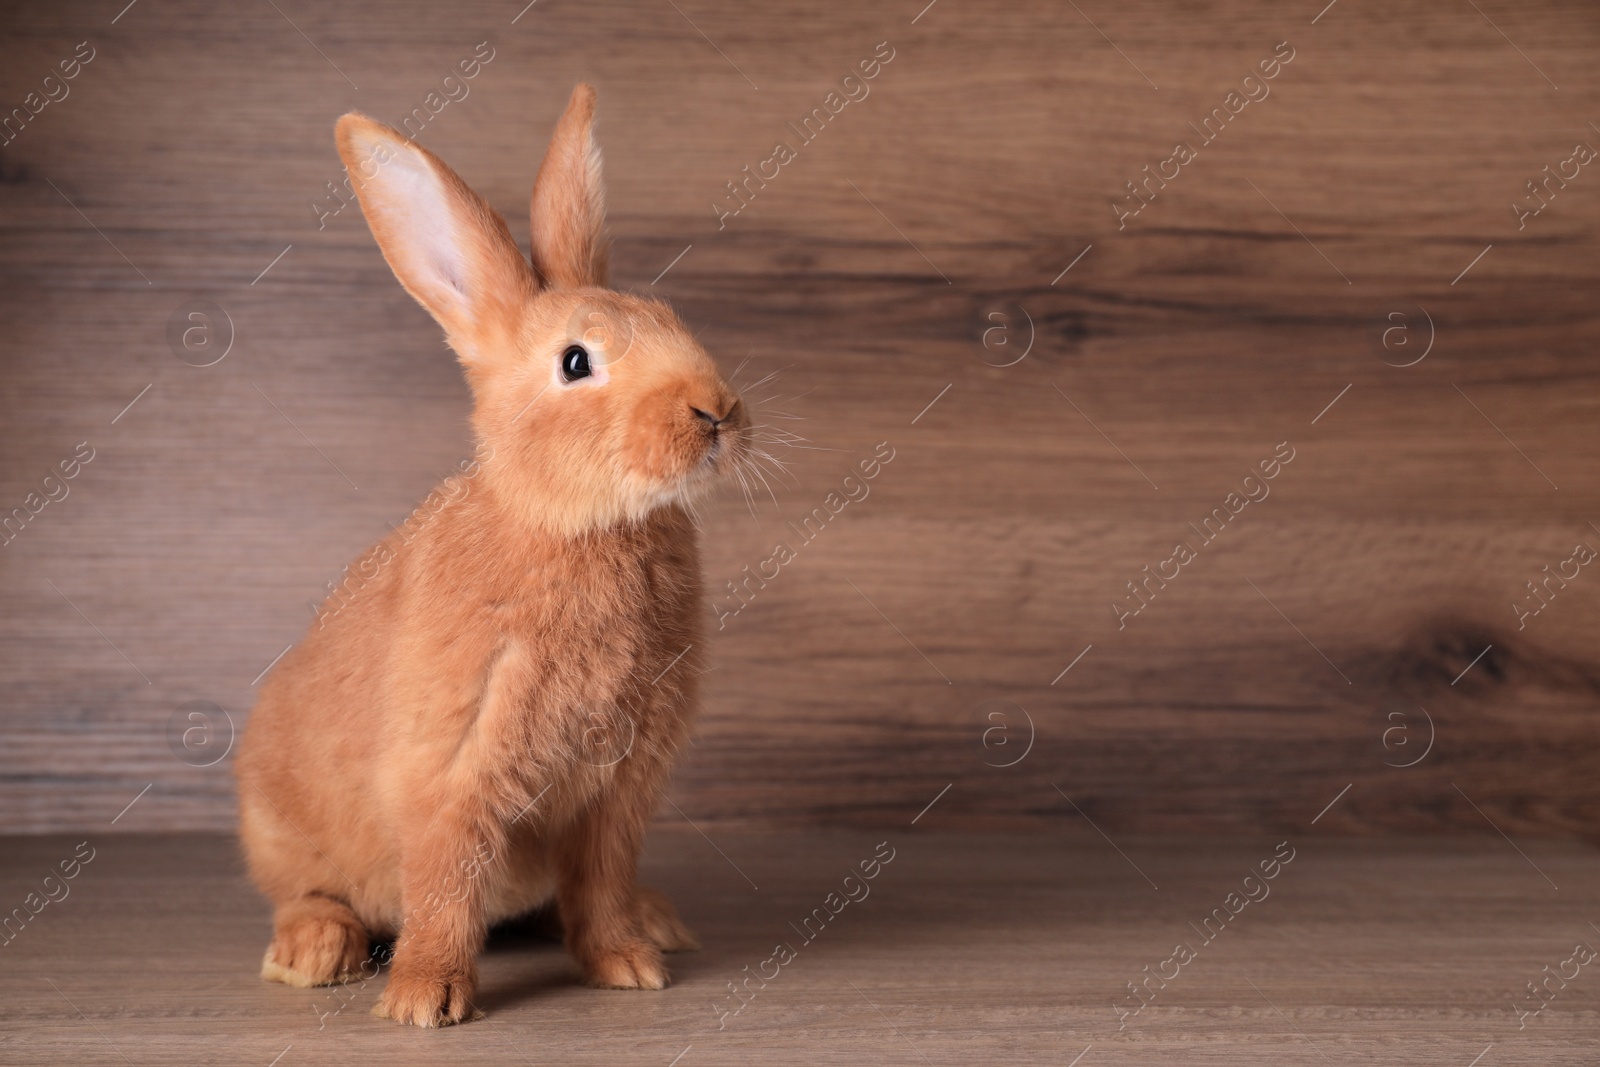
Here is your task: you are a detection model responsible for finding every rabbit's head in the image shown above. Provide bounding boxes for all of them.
[335,85,746,536]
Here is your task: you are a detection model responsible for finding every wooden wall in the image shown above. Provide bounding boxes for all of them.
[2,0,1598,836]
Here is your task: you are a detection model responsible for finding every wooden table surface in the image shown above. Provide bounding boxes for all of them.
[1,830,1597,1065]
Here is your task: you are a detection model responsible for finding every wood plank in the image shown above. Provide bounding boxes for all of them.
[1,831,1597,1065]
[0,0,1597,834]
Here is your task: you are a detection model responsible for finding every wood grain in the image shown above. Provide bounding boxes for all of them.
[1,0,1598,834]
[1,831,1598,1065]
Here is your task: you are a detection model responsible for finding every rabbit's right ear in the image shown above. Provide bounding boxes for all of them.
[335,113,534,364]
[528,84,608,288]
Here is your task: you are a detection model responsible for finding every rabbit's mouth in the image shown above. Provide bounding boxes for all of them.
[707,413,753,473]
[684,439,727,486]
[675,424,744,497]
[688,397,746,475]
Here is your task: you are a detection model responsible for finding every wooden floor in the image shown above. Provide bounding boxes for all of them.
[2,831,1597,1065]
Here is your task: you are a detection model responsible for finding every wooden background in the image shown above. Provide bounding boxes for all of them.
[1,0,1597,837]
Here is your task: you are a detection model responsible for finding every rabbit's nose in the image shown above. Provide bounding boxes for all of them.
[691,405,724,431]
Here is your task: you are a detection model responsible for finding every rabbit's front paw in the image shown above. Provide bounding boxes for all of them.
[583,938,669,990]
[260,897,369,988]
[374,965,481,1027]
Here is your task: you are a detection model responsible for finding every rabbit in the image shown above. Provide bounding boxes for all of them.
[234,84,747,1027]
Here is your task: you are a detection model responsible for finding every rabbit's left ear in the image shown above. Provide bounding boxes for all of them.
[529,84,609,289]
[335,112,534,364]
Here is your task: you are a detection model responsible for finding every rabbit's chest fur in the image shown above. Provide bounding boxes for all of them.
[485,528,693,738]
[404,500,703,810]
[420,505,702,922]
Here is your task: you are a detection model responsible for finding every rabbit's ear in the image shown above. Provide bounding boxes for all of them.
[529,84,609,288]
[335,113,534,361]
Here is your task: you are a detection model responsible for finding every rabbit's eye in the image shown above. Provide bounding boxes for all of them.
[561,344,592,382]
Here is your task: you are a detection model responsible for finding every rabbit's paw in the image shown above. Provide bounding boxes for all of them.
[374,966,481,1027]
[583,938,669,990]
[635,886,700,952]
[261,898,369,988]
